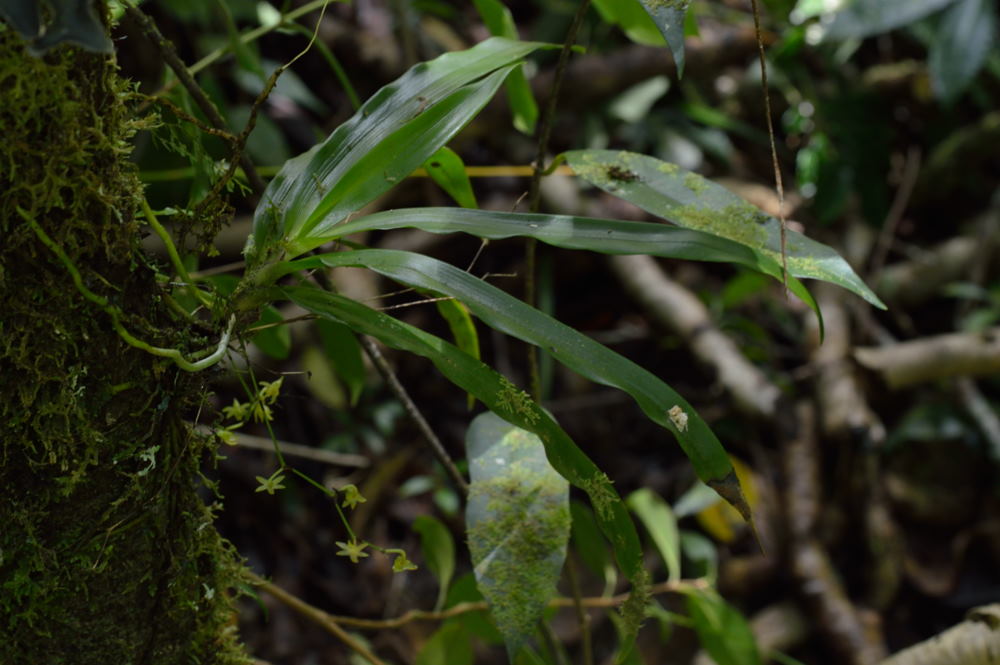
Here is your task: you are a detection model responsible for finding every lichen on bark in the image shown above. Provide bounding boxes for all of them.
[0,22,249,665]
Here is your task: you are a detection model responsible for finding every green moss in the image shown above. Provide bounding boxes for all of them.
[494,376,540,424]
[0,29,249,665]
[618,568,652,648]
[683,172,708,194]
[657,162,680,175]
[467,474,570,653]
[668,202,769,248]
[644,0,692,10]
[579,472,618,521]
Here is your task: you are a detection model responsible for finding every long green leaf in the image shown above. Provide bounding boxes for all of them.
[316,205,822,335]
[246,37,550,265]
[564,149,886,310]
[282,286,644,581]
[466,411,570,655]
[279,250,752,523]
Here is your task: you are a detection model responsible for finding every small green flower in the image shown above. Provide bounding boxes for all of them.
[341,484,367,510]
[391,551,418,573]
[258,377,284,404]
[216,428,238,446]
[222,399,249,422]
[335,539,369,564]
[255,473,286,495]
[250,401,273,423]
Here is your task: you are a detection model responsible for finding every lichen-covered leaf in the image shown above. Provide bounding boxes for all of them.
[465,411,571,656]
[564,149,886,310]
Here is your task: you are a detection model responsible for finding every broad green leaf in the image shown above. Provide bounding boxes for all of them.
[282,286,644,582]
[472,0,539,133]
[929,0,997,103]
[685,588,761,665]
[413,515,456,612]
[424,147,478,208]
[465,411,571,656]
[638,0,693,76]
[564,149,886,310]
[627,489,680,583]
[416,622,473,665]
[824,0,958,40]
[434,297,481,409]
[278,250,752,523]
[315,319,365,407]
[247,37,551,265]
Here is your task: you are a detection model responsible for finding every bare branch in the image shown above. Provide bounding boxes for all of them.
[608,254,781,419]
[855,328,1000,389]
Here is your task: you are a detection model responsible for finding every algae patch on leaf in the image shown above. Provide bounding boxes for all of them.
[465,411,571,656]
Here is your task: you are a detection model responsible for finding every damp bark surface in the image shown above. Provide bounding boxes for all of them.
[0,23,248,665]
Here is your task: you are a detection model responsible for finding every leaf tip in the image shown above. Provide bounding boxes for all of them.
[705,470,753,526]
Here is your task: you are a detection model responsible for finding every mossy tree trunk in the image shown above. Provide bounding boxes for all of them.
[0,20,248,665]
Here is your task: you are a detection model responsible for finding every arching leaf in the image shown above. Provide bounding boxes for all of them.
[281,286,644,583]
[563,149,885,310]
[277,250,752,524]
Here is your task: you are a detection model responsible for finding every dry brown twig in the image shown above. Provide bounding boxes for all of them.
[855,327,1000,389]
[608,253,781,419]
[250,570,707,631]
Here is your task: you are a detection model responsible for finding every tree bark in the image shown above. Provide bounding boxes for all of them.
[0,18,248,665]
